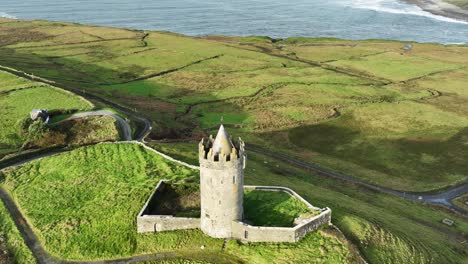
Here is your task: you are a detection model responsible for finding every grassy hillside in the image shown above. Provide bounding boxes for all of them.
[0,143,357,263]
[0,18,466,263]
[0,70,36,92]
[152,141,468,264]
[0,70,125,157]
[0,84,92,155]
[0,19,466,191]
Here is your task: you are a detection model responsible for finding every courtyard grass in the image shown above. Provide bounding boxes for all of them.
[243,190,311,227]
[146,183,314,227]
[0,143,356,263]
[145,183,201,218]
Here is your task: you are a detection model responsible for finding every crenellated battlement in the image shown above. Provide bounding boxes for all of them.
[199,136,245,163]
[199,124,246,165]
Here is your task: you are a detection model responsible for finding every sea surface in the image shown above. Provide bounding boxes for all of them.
[1,0,468,44]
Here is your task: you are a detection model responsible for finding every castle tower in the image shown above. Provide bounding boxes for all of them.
[199,125,246,238]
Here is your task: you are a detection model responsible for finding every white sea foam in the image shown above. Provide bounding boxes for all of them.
[0,12,17,19]
[340,0,468,24]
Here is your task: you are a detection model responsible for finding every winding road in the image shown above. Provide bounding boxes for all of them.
[0,66,466,263]
[246,145,468,215]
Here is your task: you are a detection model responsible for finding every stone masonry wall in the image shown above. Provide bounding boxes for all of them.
[136,180,200,233]
[232,186,332,243]
[136,181,332,243]
[231,221,296,242]
[137,215,200,233]
[294,209,332,241]
[231,208,331,243]
[199,156,244,238]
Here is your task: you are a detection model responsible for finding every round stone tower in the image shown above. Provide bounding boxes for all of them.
[199,125,246,238]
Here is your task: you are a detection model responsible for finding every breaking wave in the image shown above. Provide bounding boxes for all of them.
[0,12,17,19]
[340,0,468,24]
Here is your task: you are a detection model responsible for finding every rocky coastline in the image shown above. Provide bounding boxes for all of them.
[404,0,468,22]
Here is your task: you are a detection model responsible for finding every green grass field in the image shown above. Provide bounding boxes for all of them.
[0,70,37,92]
[0,143,356,263]
[0,85,92,154]
[0,19,467,263]
[244,190,311,227]
[151,141,468,264]
[0,201,36,263]
[1,20,466,191]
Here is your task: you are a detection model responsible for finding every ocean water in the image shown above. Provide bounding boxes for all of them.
[1,0,468,44]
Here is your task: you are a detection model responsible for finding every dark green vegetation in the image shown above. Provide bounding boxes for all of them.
[1,18,467,191]
[146,183,201,218]
[1,143,357,263]
[32,115,120,147]
[243,190,311,227]
[153,142,468,264]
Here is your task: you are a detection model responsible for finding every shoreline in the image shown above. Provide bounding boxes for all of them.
[404,0,468,22]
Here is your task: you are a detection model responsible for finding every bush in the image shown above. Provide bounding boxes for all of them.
[27,119,48,141]
[16,116,32,135]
